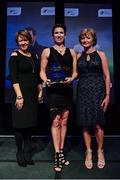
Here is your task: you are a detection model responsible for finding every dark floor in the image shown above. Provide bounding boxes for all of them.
[0,136,120,179]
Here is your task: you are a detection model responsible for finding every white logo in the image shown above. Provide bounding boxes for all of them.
[7,7,22,16]
[98,9,112,17]
[65,8,79,17]
[41,7,55,15]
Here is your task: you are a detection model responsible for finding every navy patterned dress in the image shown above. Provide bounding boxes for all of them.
[76,51,106,127]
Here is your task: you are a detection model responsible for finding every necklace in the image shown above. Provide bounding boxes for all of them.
[58,49,62,54]
[18,49,31,57]
[53,45,66,55]
[29,57,35,74]
[18,50,35,73]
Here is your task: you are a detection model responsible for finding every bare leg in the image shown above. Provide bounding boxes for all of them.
[59,110,69,166]
[51,115,62,172]
[95,125,105,168]
[83,128,92,151]
[51,115,61,153]
[60,110,69,149]
[95,125,104,150]
[83,128,93,169]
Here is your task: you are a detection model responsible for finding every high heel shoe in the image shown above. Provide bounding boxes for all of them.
[60,148,70,166]
[16,150,27,167]
[85,149,93,169]
[24,150,34,165]
[54,152,62,172]
[97,149,105,169]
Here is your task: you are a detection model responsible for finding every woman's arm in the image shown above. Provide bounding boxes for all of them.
[99,51,111,96]
[9,52,23,97]
[37,83,43,103]
[70,49,78,81]
[98,51,111,111]
[9,52,24,109]
[40,48,51,84]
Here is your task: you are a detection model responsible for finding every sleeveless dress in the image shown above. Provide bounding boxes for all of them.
[46,47,73,119]
[9,51,41,128]
[76,51,106,127]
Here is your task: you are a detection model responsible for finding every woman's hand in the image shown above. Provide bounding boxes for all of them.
[38,90,43,103]
[46,79,51,86]
[15,98,24,110]
[101,95,110,112]
[64,77,73,83]
[38,90,42,98]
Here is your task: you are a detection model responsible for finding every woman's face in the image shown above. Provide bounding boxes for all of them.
[80,33,94,48]
[53,27,65,45]
[17,35,30,51]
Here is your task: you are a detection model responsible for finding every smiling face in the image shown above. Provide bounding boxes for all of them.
[80,33,94,48]
[17,35,30,52]
[53,27,65,45]
[16,30,32,52]
[79,28,97,49]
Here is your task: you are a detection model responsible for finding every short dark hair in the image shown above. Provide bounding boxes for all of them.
[25,27,37,36]
[79,28,97,46]
[16,29,32,45]
[52,23,66,36]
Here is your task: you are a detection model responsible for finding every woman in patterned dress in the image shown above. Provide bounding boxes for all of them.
[76,28,110,169]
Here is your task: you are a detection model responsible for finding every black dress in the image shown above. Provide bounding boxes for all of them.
[46,47,73,118]
[76,51,106,127]
[9,51,41,128]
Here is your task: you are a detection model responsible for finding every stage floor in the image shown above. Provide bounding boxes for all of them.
[0,136,120,179]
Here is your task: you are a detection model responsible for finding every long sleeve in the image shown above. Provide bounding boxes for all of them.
[9,56,19,84]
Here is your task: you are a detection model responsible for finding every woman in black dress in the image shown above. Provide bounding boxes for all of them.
[9,29,42,167]
[40,24,77,172]
[76,28,111,169]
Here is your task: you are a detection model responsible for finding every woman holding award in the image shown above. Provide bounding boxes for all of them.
[40,24,77,172]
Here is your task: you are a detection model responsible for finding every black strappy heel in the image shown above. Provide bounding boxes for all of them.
[60,149,70,166]
[54,152,62,172]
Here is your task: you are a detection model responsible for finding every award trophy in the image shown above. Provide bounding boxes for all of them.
[47,65,67,87]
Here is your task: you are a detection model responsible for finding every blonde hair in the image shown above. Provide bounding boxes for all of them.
[79,28,97,46]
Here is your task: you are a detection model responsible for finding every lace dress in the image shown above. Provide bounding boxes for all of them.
[46,47,73,119]
[76,51,106,127]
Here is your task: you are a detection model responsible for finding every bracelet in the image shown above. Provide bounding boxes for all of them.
[16,96,23,100]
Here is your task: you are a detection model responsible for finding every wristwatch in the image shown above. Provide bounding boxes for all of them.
[16,96,23,100]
